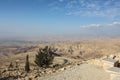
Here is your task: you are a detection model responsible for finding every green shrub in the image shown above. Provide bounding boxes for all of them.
[34,46,54,68]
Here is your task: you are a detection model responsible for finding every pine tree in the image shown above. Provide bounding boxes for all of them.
[34,46,54,68]
[25,55,30,73]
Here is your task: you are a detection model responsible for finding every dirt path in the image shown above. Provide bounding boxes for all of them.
[111,74,120,80]
[40,63,110,80]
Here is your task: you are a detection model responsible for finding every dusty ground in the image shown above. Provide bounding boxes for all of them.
[40,63,110,80]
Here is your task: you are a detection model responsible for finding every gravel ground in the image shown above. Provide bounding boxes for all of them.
[41,63,110,80]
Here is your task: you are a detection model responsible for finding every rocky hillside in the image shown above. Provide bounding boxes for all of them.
[1,39,120,80]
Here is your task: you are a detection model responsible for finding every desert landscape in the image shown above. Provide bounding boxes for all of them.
[1,38,120,80]
[0,0,120,80]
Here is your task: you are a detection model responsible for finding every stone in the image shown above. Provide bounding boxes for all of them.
[59,68,66,71]
[47,70,52,74]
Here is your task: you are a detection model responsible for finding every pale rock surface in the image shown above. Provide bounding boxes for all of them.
[40,63,110,80]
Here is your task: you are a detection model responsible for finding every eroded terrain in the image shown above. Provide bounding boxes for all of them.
[1,39,120,80]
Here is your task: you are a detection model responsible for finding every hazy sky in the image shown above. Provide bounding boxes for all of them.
[0,0,120,38]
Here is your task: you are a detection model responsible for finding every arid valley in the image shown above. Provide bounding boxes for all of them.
[1,38,120,80]
[0,0,120,80]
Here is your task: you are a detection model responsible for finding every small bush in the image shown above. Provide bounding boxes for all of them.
[68,46,74,54]
[8,62,14,71]
[34,46,54,68]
